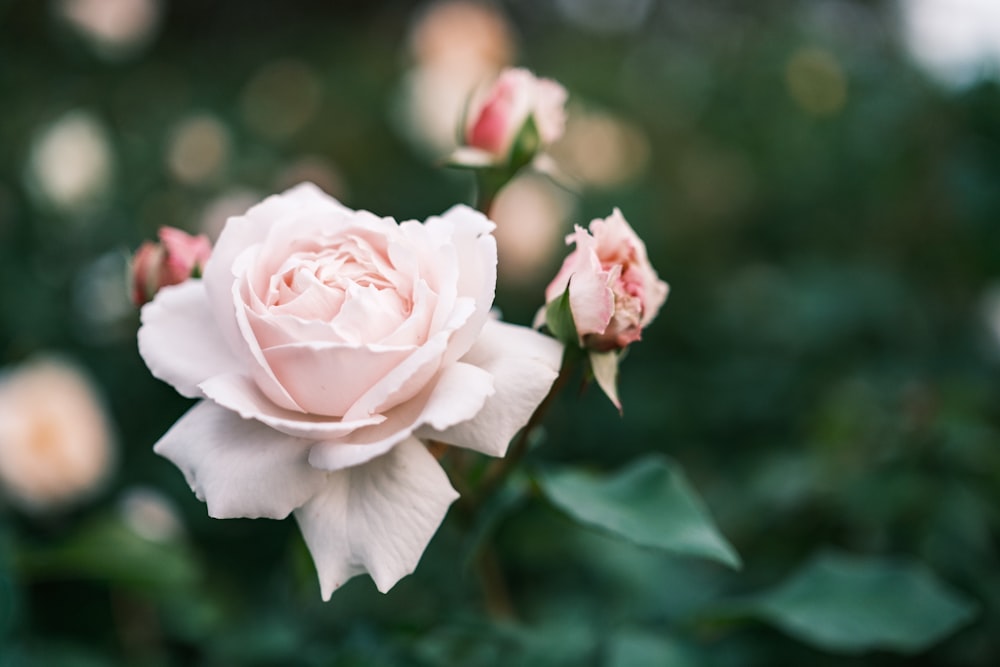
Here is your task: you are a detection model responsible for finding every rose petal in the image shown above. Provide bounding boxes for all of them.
[309,359,494,468]
[567,255,616,336]
[417,319,563,457]
[429,206,498,364]
[138,281,241,398]
[204,183,350,353]
[294,437,458,598]
[199,373,385,440]
[261,340,415,417]
[153,401,325,519]
[340,299,475,422]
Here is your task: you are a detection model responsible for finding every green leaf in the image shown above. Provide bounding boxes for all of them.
[605,631,699,667]
[545,284,578,345]
[737,551,977,654]
[537,455,741,569]
[509,114,542,172]
[589,350,622,413]
[15,515,199,595]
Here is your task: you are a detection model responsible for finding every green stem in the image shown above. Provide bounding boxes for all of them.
[473,348,576,506]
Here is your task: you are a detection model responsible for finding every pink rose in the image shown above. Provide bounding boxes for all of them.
[138,183,562,598]
[132,226,212,306]
[545,208,669,351]
[463,67,567,164]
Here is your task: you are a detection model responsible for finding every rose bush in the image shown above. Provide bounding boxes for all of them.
[138,183,562,598]
[545,208,669,351]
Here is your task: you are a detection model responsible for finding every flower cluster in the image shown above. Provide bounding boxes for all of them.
[134,67,667,599]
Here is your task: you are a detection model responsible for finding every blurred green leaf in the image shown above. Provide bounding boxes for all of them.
[537,455,741,569]
[736,551,977,654]
[604,631,699,667]
[15,516,199,595]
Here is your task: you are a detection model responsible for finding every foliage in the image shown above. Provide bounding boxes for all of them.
[1,0,999,665]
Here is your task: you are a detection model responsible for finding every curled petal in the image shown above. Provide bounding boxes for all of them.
[138,281,241,398]
[204,182,350,353]
[418,319,563,456]
[154,401,325,520]
[199,374,384,440]
[294,437,458,598]
[309,360,494,468]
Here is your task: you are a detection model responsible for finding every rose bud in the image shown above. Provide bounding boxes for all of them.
[451,67,567,171]
[132,226,212,306]
[541,209,668,410]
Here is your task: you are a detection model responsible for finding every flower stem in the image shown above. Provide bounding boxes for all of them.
[475,541,516,620]
[473,348,576,506]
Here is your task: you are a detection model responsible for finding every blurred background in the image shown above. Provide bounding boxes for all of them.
[2,0,1000,664]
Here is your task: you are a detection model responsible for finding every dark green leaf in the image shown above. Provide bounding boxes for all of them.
[545,284,578,345]
[605,631,698,667]
[738,551,977,654]
[538,455,741,569]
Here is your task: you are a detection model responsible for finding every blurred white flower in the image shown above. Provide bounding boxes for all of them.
[491,174,574,285]
[550,107,650,189]
[59,0,161,59]
[900,0,1000,88]
[0,358,115,511]
[275,156,348,203]
[166,114,231,186]
[395,1,515,157]
[72,251,134,343]
[409,0,515,71]
[785,48,848,117]
[241,60,323,141]
[28,110,114,212]
[120,487,183,542]
[554,0,653,34]
[197,188,263,241]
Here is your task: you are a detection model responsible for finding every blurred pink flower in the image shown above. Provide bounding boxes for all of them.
[0,358,114,511]
[458,68,567,167]
[545,209,669,351]
[132,226,212,306]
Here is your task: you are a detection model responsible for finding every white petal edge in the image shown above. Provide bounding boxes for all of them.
[417,319,563,457]
[138,281,242,398]
[308,360,494,468]
[154,401,327,519]
[294,437,459,598]
[199,373,385,440]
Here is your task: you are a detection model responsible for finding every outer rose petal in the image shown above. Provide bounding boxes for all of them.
[198,373,385,440]
[566,256,616,337]
[138,281,241,398]
[153,401,326,520]
[309,359,494,468]
[294,437,458,598]
[417,319,563,456]
[429,205,498,364]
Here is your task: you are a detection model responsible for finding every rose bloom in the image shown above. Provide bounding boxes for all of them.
[0,358,114,511]
[132,226,212,306]
[138,183,562,598]
[545,209,669,351]
[461,68,567,165]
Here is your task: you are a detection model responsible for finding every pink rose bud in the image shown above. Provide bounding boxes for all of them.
[132,226,212,306]
[545,209,669,352]
[463,67,567,167]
